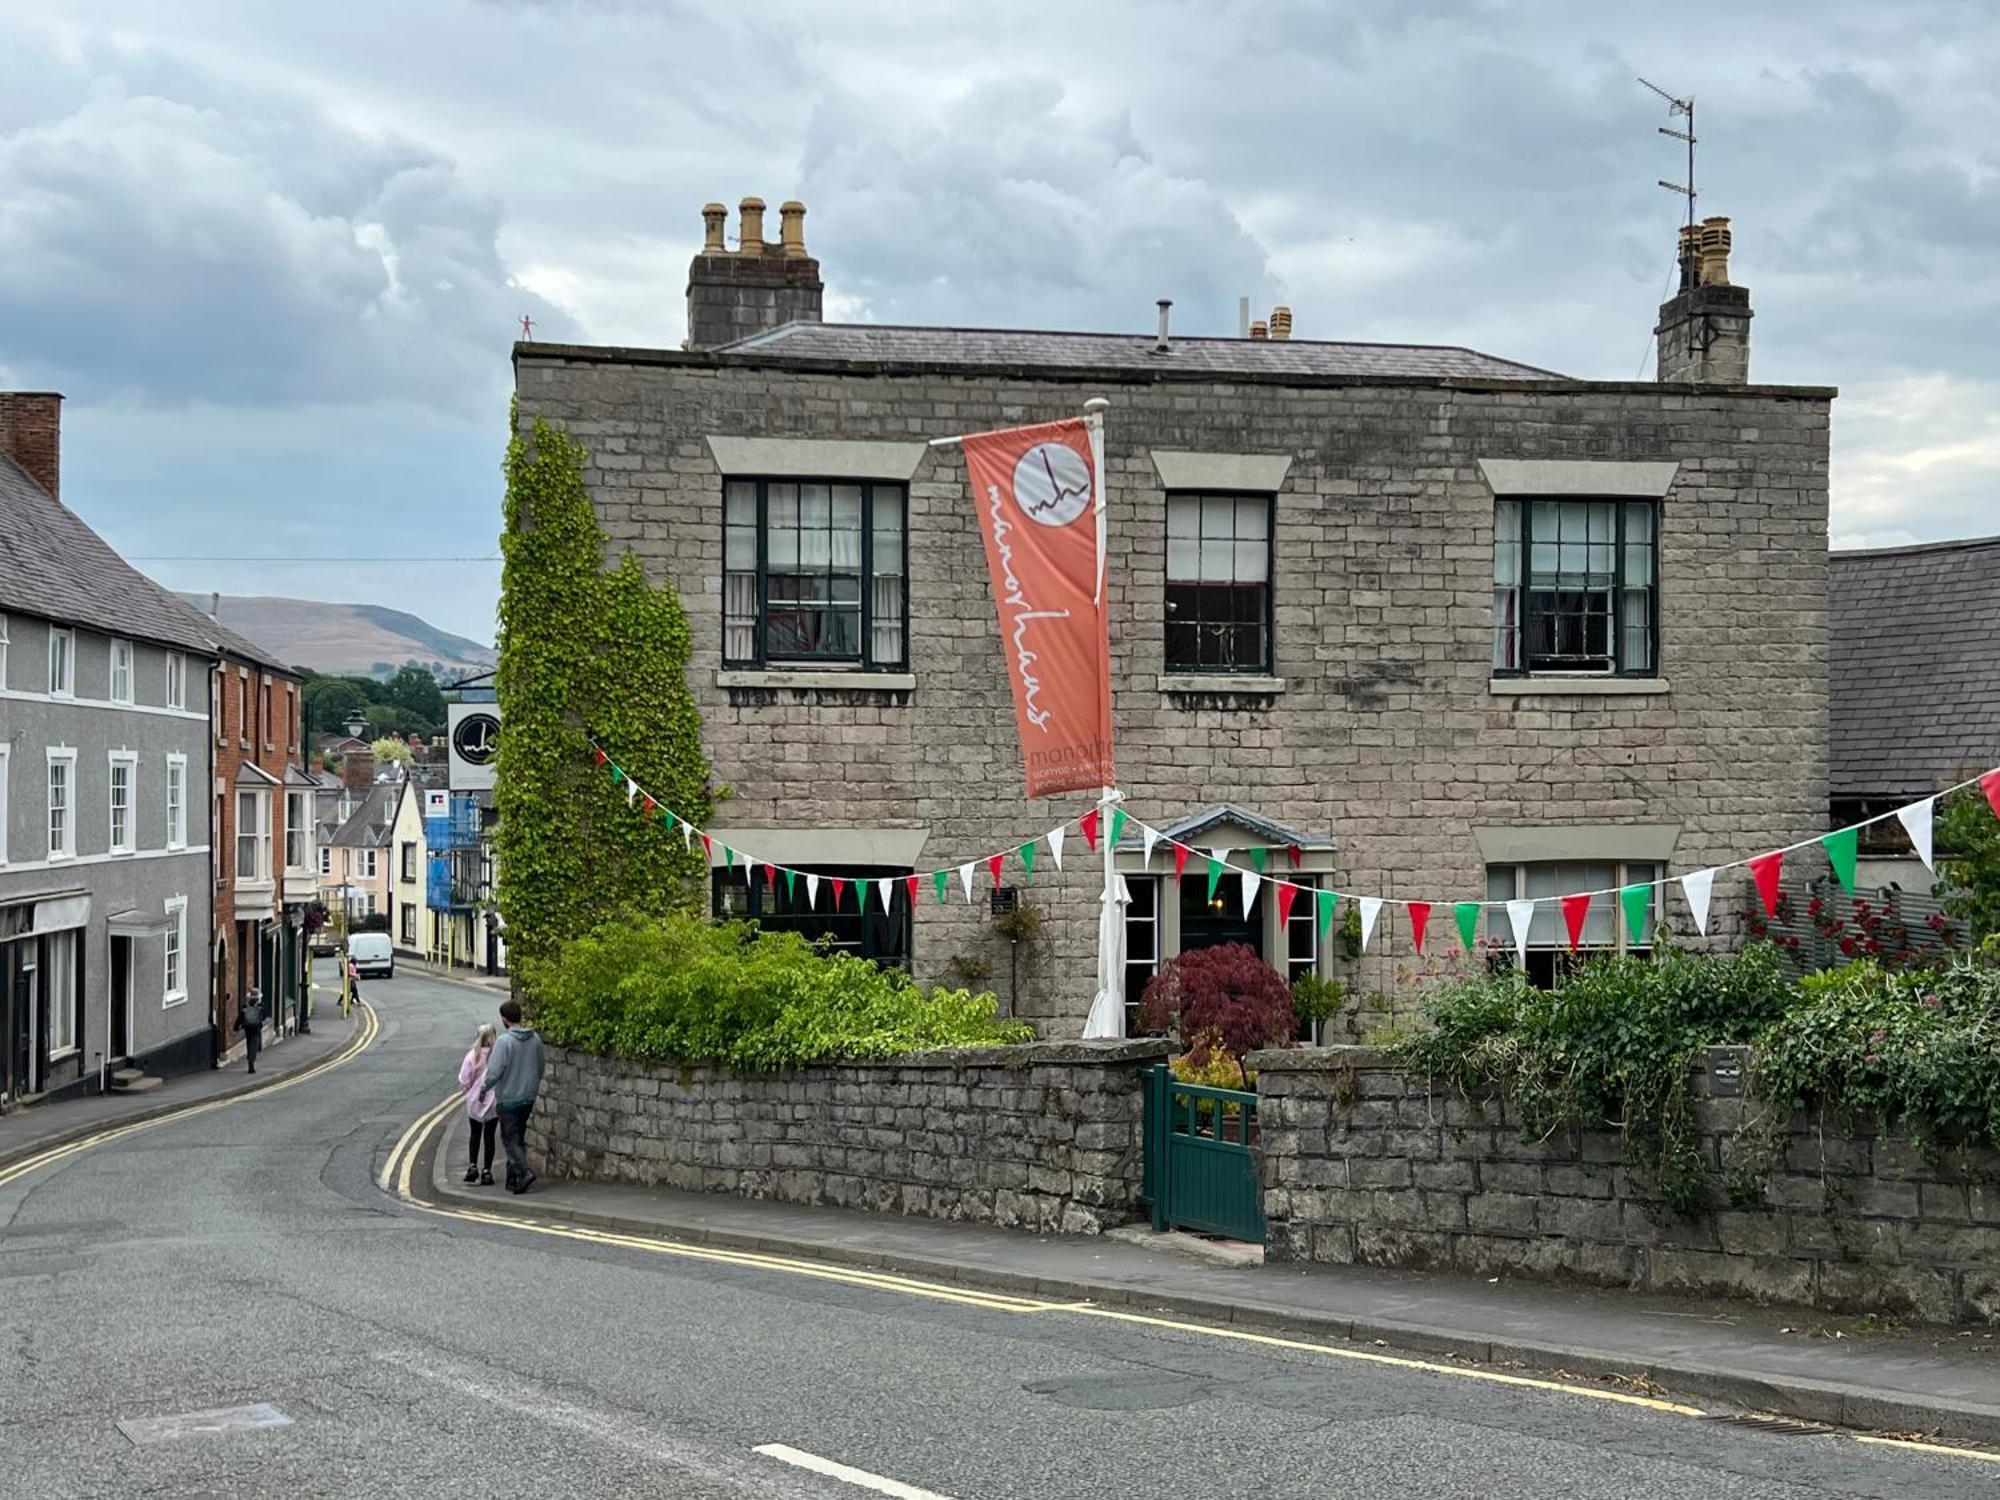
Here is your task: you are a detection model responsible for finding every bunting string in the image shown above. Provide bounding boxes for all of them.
[587,741,2000,940]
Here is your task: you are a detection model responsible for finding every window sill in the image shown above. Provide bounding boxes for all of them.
[717,668,915,693]
[1489,677,1670,697]
[163,992,188,1009]
[1159,674,1285,695]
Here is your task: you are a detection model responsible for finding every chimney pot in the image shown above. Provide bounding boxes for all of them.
[1154,299,1173,353]
[738,196,767,253]
[209,591,220,618]
[1249,319,1269,340]
[1269,305,1293,341]
[1698,215,1732,287]
[779,200,808,259]
[701,202,728,253]
[1677,223,1702,290]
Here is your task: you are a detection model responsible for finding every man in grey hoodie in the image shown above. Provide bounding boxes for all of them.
[481,999,545,1194]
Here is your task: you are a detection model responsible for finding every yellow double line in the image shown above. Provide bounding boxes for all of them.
[0,1001,380,1194]
[380,1092,2000,1463]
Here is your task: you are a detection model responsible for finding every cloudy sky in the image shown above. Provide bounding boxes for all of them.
[3,2,1994,642]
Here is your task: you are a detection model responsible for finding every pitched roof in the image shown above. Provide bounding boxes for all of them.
[1830,535,2000,797]
[0,452,233,658]
[327,782,400,849]
[720,322,1565,382]
[1116,803,1335,851]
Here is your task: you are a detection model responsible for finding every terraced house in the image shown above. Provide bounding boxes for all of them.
[0,394,219,1099]
[513,200,1831,1031]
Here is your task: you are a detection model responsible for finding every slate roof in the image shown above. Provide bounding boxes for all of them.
[1830,535,2000,798]
[1116,803,1335,851]
[720,322,1565,382]
[327,782,400,849]
[0,451,294,672]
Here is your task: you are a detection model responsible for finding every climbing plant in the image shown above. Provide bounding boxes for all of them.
[495,409,711,968]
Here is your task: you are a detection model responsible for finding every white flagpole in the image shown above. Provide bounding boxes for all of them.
[1080,397,1124,1040]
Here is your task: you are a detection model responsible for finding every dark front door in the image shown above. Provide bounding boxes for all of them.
[3,939,26,1100]
[110,936,131,1061]
[1179,875,1262,954]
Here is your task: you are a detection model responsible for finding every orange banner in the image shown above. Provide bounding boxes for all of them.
[961,417,1115,798]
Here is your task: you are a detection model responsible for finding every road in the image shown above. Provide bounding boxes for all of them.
[0,970,1990,1498]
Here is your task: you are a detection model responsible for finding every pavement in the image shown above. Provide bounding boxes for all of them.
[422,1133,2000,1448]
[5,968,2000,1497]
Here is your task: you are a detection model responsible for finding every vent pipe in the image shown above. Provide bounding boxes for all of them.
[1154,299,1173,353]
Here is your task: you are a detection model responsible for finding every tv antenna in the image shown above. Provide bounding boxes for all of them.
[1639,77,1696,231]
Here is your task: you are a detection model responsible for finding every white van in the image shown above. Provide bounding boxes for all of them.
[347,931,395,979]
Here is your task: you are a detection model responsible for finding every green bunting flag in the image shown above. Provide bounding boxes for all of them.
[1454,902,1480,952]
[1619,884,1651,946]
[1206,855,1225,903]
[723,845,735,869]
[1249,847,1267,874]
[1018,840,1035,878]
[1109,808,1128,849]
[783,868,796,900]
[934,868,949,905]
[610,767,624,784]
[1316,889,1337,938]
[1822,826,1859,895]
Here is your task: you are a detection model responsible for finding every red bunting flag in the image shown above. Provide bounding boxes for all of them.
[1408,901,1432,954]
[698,832,713,861]
[756,861,771,889]
[830,876,847,909]
[1748,851,1784,916]
[1275,881,1299,927]
[1560,893,1591,951]
[1079,807,1100,851]
[987,853,1004,888]
[905,875,920,906]
[591,748,607,766]
[1286,844,1302,869]
[1983,768,2000,819]
[1173,843,1190,881]
[642,796,656,815]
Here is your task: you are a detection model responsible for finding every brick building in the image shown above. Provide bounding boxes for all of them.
[511,200,1831,1032]
[202,622,316,1050]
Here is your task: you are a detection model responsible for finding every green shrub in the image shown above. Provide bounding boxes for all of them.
[1396,946,1794,1217]
[522,914,1032,1070]
[1755,958,2000,1157]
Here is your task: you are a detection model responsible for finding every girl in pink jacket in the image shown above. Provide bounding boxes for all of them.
[458,1024,499,1185]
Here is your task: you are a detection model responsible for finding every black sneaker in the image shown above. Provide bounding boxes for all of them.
[479,1170,494,1186]
[463,1166,479,1184]
[516,1171,537,1196]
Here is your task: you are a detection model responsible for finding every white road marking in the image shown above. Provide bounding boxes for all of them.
[754,1442,961,1499]
[377,1351,827,1496]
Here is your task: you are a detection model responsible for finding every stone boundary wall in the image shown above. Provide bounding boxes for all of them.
[1252,1045,2000,1324]
[527,1040,1167,1234]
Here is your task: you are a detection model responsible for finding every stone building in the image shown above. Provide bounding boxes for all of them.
[511,199,1831,1032]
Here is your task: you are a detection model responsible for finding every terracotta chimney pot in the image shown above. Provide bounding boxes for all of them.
[738,196,767,253]
[701,202,727,252]
[779,200,808,258]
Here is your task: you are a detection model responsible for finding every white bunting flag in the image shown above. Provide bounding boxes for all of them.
[878,877,894,914]
[1240,869,1261,919]
[625,778,639,806]
[959,862,975,903]
[1048,825,1065,870]
[1142,824,1161,867]
[1896,798,1936,872]
[679,818,693,852]
[1506,899,1537,968]
[743,859,757,890]
[1680,868,1716,936]
[1359,896,1384,953]
[805,873,820,909]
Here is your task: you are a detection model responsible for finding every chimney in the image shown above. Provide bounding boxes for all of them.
[0,392,62,500]
[685,194,824,350]
[1655,214,1752,384]
[1154,299,1173,353]
[1249,319,1269,340]
[1269,305,1293,341]
[341,744,376,791]
[208,591,220,618]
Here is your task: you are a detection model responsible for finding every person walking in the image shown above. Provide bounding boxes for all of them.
[457,1024,499,1186]
[481,999,545,1195]
[344,955,362,1015]
[234,989,268,1075]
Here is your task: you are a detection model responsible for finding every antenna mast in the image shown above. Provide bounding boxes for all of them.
[1639,77,1696,232]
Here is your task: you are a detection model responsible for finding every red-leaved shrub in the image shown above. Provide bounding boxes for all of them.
[1139,943,1296,1062]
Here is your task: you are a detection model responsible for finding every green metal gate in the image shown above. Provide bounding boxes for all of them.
[1142,1065,1264,1241]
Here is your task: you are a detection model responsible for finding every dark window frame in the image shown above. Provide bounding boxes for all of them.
[1484,859,1659,988]
[1163,490,1276,676]
[1493,497,1659,678]
[710,864,913,969]
[722,477,909,672]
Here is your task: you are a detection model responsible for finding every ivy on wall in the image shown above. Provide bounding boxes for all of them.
[495,409,712,967]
